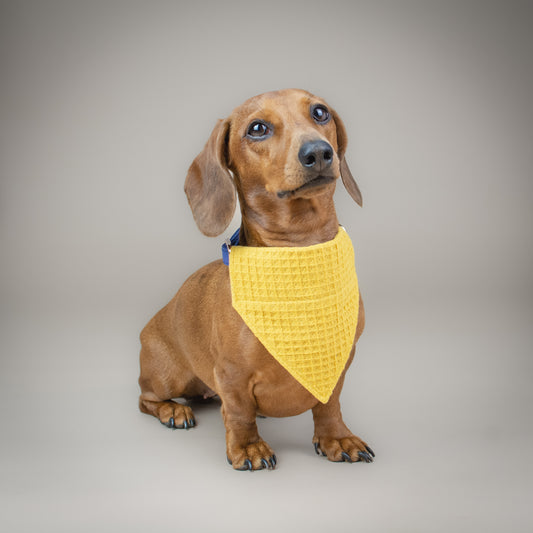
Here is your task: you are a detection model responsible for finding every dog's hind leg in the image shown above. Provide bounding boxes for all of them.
[138,330,210,429]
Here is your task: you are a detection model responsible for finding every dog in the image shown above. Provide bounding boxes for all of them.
[138,89,374,470]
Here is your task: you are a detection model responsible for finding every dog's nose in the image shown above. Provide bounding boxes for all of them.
[298,140,334,171]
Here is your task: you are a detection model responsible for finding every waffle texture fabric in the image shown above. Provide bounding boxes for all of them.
[229,227,359,403]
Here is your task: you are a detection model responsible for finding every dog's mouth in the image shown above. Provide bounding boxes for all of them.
[277,175,336,199]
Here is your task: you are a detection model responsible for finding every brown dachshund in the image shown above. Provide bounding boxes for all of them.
[138,89,374,470]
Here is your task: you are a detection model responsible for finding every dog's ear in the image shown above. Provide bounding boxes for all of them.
[331,108,363,207]
[185,119,236,236]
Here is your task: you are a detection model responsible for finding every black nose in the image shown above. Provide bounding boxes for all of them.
[298,140,334,171]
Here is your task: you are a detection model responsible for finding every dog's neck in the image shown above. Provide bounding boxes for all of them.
[238,191,339,247]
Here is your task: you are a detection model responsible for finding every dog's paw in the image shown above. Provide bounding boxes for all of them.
[313,435,375,463]
[227,440,277,471]
[157,401,196,430]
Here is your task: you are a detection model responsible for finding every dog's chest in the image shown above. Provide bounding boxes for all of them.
[227,227,359,404]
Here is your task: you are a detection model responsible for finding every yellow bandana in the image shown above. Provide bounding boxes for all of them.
[229,227,359,403]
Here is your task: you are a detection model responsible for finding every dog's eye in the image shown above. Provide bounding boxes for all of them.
[311,105,331,124]
[246,121,272,139]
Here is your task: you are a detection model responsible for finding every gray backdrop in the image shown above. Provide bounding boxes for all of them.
[1,1,532,532]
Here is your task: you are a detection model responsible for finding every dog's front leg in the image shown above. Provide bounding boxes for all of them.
[312,370,375,464]
[215,368,276,471]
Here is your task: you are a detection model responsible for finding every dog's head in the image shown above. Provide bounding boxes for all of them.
[185,89,362,237]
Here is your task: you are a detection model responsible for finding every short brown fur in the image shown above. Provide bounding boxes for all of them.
[139,89,372,470]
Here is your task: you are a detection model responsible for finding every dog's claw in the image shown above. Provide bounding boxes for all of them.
[314,442,328,456]
[235,459,253,471]
[365,446,375,458]
[228,440,275,471]
[232,457,273,471]
[358,451,373,463]
[341,452,353,463]
[313,442,326,457]
[161,415,197,430]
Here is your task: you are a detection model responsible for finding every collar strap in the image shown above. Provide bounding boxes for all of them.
[222,228,240,265]
[222,226,347,265]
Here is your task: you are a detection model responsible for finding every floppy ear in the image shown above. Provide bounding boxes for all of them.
[331,108,363,207]
[184,119,236,236]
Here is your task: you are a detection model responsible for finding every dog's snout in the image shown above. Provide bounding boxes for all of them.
[298,140,333,171]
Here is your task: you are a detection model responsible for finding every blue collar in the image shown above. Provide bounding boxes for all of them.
[221,228,240,265]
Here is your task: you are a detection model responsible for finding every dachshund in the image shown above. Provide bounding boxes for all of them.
[138,89,374,470]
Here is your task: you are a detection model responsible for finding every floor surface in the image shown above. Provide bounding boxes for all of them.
[1,296,531,533]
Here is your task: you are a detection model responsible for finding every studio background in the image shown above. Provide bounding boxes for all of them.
[1,1,532,532]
